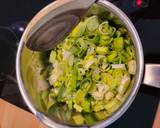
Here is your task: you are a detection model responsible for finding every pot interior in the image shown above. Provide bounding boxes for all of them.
[19,2,143,127]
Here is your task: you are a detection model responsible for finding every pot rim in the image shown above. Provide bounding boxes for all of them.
[16,0,144,128]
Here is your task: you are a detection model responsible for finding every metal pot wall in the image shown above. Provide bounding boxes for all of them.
[16,0,160,128]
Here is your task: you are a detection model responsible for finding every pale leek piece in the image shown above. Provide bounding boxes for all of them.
[86,16,99,32]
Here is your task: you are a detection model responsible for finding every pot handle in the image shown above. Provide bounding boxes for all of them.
[143,64,160,88]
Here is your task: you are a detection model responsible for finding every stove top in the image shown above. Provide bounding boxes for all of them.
[0,0,160,128]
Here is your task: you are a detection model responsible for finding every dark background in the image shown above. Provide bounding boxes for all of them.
[0,0,53,26]
[0,0,160,128]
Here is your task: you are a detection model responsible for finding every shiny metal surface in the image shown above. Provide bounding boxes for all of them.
[143,64,160,88]
[16,0,144,128]
[25,0,96,51]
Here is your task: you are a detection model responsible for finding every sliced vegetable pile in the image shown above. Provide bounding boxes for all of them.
[39,5,136,125]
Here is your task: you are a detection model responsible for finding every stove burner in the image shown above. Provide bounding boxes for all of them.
[0,73,29,111]
[0,27,17,75]
[0,27,29,111]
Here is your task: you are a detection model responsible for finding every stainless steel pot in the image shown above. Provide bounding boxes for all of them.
[16,0,160,128]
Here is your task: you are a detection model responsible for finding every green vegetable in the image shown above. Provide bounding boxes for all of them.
[86,16,99,32]
[107,102,121,114]
[83,55,95,69]
[114,37,124,51]
[57,84,66,102]
[107,51,118,62]
[96,46,109,55]
[101,73,115,89]
[128,60,136,75]
[72,22,86,37]
[40,4,137,125]
[74,104,83,112]
[70,65,77,92]
[74,90,86,105]
[41,90,49,105]
[104,99,119,110]
[85,33,100,44]
[67,99,73,111]
[94,111,109,120]
[81,81,91,91]
[99,35,113,46]
[99,21,110,35]
[104,91,114,101]
[72,114,85,125]
[49,51,56,63]
[84,114,96,124]
[118,75,131,94]
[92,101,104,112]
[82,99,91,112]
[47,94,56,109]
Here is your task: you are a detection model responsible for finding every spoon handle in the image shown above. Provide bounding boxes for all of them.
[24,0,96,51]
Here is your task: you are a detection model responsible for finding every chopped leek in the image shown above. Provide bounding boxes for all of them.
[74,104,83,112]
[49,51,56,63]
[105,91,114,101]
[96,46,109,55]
[72,114,85,125]
[114,37,124,51]
[86,16,99,32]
[72,22,86,37]
[40,4,136,125]
[128,60,136,75]
[107,51,118,62]
[118,75,131,94]
[94,111,109,120]
[99,21,110,35]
